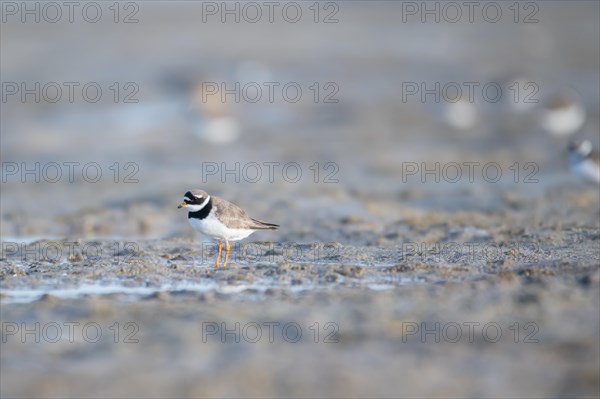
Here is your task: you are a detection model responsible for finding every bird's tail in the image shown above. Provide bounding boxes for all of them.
[251,219,279,230]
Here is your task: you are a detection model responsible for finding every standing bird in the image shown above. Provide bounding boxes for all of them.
[568,139,600,184]
[178,189,279,268]
[538,89,586,138]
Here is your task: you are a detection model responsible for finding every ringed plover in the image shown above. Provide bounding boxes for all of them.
[178,189,279,268]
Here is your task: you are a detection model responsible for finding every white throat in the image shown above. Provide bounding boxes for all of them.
[186,195,211,212]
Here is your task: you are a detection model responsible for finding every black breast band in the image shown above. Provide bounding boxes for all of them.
[188,198,213,220]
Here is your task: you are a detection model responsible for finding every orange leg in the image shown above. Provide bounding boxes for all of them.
[213,240,222,268]
[223,241,231,267]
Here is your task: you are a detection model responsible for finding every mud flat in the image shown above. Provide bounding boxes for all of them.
[1,185,599,398]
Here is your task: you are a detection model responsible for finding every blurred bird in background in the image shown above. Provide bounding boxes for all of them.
[568,139,600,184]
[538,88,586,138]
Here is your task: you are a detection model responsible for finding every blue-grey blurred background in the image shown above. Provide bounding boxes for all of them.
[2,1,599,239]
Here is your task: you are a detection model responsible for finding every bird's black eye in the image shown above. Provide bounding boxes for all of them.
[184,196,203,204]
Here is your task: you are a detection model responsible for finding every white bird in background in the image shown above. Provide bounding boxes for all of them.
[185,62,273,145]
[442,97,479,131]
[538,89,586,138]
[189,80,241,145]
[568,139,600,184]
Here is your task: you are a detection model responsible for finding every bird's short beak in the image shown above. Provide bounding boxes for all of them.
[178,201,187,209]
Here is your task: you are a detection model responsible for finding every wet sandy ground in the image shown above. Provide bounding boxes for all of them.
[2,183,599,398]
[1,274,599,398]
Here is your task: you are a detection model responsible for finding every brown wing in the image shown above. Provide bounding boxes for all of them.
[212,196,278,230]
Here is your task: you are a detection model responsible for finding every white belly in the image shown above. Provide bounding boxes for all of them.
[189,214,255,241]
